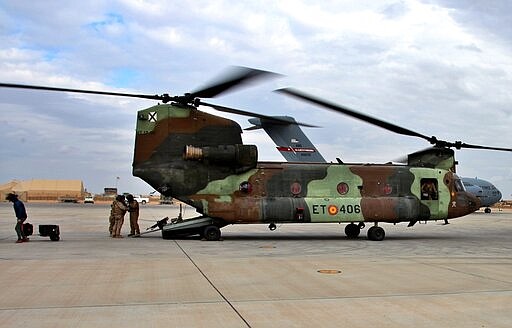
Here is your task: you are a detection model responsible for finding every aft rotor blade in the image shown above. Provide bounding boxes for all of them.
[276,88,433,143]
[277,88,512,152]
[190,66,281,99]
[452,142,512,152]
[0,83,173,102]
[199,101,318,128]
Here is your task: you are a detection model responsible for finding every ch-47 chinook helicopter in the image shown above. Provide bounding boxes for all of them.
[2,67,511,241]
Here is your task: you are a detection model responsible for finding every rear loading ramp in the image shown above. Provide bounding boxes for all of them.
[161,216,226,240]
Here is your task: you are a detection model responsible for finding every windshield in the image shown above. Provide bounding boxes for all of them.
[454,177,465,192]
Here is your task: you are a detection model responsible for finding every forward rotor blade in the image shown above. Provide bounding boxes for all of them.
[199,101,318,128]
[190,66,281,99]
[276,88,433,143]
[0,83,172,102]
[0,66,279,104]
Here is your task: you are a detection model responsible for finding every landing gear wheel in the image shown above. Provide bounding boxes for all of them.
[162,230,174,240]
[367,226,385,241]
[344,223,360,239]
[484,207,491,214]
[203,225,221,241]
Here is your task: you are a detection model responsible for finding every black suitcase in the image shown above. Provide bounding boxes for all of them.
[39,225,60,241]
[23,222,33,236]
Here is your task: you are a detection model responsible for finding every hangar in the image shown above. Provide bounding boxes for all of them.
[0,179,85,202]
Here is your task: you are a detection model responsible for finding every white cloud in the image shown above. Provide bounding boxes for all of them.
[136,24,183,46]
[0,0,511,197]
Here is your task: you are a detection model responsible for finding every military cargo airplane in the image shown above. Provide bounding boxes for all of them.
[2,67,511,241]
[462,177,502,213]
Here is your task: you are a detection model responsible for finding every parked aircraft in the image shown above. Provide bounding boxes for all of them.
[461,177,502,213]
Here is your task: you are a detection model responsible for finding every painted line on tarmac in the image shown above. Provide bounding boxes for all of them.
[174,240,252,328]
[1,289,511,312]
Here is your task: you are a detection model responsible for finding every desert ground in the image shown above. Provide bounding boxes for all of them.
[0,203,511,327]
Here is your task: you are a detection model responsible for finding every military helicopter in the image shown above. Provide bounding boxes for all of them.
[2,67,511,241]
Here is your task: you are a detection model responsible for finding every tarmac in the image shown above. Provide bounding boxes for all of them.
[0,202,511,328]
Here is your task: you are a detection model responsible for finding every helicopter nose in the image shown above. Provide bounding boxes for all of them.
[467,192,481,212]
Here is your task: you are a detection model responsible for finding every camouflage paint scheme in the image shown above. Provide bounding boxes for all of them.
[133,105,480,227]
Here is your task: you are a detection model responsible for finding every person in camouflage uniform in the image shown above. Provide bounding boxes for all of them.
[108,201,115,236]
[126,194,140,237]
[111,195,128,238]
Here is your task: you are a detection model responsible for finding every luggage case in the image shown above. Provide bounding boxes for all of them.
[23,222,33,236]
[39,224,60,241]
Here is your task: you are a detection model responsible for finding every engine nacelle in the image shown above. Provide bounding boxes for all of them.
[184,144,258,169]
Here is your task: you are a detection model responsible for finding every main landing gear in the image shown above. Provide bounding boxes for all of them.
[202,225,221,241]
[344,222,385,241]
[367,225,385,241]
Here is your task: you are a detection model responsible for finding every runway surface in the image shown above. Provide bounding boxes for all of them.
[0,203,511,327]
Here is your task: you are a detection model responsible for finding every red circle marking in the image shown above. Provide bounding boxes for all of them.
[337,182,349,195]
[383,184,392,195]
[291,182,302,195]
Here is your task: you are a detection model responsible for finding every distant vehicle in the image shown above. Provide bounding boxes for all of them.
[159,196,173,204]
[59,195,78,203]
[461,178,502,213]
[133,195,149,204]
[84,196,94,204]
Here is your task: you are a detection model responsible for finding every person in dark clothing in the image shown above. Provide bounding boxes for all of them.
[5,193,29,243]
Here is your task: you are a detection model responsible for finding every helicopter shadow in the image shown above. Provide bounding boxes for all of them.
[168,232,467,242]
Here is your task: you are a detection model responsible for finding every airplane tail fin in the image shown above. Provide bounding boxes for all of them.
[247,116,326,163]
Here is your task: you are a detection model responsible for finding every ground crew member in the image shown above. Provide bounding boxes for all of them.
[126,194,140,237]
[6,193,29,243]
[111,195,128,238]
[108,200,115,235]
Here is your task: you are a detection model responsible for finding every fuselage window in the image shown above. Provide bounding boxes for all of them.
[421,178,438,200]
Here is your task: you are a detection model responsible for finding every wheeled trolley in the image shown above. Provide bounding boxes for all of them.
[39,225,60,241]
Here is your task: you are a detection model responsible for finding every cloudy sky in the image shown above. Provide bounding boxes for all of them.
[1,0,511,199]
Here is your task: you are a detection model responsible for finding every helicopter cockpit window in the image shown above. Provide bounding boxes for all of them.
[420,178,438,200]
[454,179,465,192]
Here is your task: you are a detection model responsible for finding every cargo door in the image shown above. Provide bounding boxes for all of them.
[420,178,440,219]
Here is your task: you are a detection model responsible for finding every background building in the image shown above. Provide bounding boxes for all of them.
[1,179,84,202]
